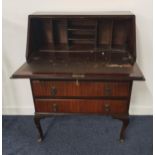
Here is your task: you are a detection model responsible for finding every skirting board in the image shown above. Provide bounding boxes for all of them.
[2,105,153,115]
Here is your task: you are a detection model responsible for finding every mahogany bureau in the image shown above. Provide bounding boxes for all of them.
[12,12,145,143]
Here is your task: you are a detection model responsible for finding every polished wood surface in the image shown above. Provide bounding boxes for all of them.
[26,13,136,62]
[31,11,134,15]
[12,61,144,80]
[32,80,130,97]
[11,13,145,142]
[35,99,128,114]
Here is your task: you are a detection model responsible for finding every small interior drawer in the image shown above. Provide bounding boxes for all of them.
[32,80,130,97]
[35,99,128,114]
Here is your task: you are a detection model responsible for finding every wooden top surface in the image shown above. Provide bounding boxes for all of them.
[29,11,135,18]
[31,11,134,15]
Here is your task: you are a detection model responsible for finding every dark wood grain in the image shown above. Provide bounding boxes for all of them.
[25,13,136,63]
[32,80,130,97]
[11,61,144,80]
[35,99,128,114]
[12,12,145,142]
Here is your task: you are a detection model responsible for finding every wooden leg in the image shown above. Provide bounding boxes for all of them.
[120,117,129,143]
[113,115,129,143]
[34,115,44,142]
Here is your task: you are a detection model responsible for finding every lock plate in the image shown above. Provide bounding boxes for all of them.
[72,74,85,78]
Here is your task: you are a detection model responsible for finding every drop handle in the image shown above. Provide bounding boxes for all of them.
[104,103,110,112]
[51,87,57,96]
[52,103,58,112]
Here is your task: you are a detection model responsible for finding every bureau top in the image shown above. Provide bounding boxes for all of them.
[30,11,134,16]
[12,13,145,81]
[26,13,136,64]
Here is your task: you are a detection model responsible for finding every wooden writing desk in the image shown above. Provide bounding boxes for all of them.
[12,12,145,143]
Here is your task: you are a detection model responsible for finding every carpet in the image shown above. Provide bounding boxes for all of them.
[2,115,153,155]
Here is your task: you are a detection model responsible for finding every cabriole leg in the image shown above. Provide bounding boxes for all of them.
[113,115,129,143]
[119,117,129,143]
[34,115,43,142]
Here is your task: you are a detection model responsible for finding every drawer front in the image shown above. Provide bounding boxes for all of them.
[32,80,130,97]
[35,99,128,114]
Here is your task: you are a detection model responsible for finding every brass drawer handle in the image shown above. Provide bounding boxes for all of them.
[52,103,58,112]
[104,103,110,112]
[51,87,57,96]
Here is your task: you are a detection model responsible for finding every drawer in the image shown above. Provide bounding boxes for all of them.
[35,99,128,114]
[32,80,130,97]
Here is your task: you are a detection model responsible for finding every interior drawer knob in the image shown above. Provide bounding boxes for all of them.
[51,87,57,96]
[104,103,110,112]
[52,103,58,112]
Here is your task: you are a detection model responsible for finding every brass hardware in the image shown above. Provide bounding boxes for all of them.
[102,52,105,55]
[51,87,57,96]
[72,74,85,78]
[52,103,58,112]
[104,103,110,112]
[105,103,109,108]
[76,79,79,86]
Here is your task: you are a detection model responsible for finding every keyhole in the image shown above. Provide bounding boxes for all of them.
[76,80,79,86]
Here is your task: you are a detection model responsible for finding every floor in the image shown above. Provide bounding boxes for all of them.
[2,115,153,155]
